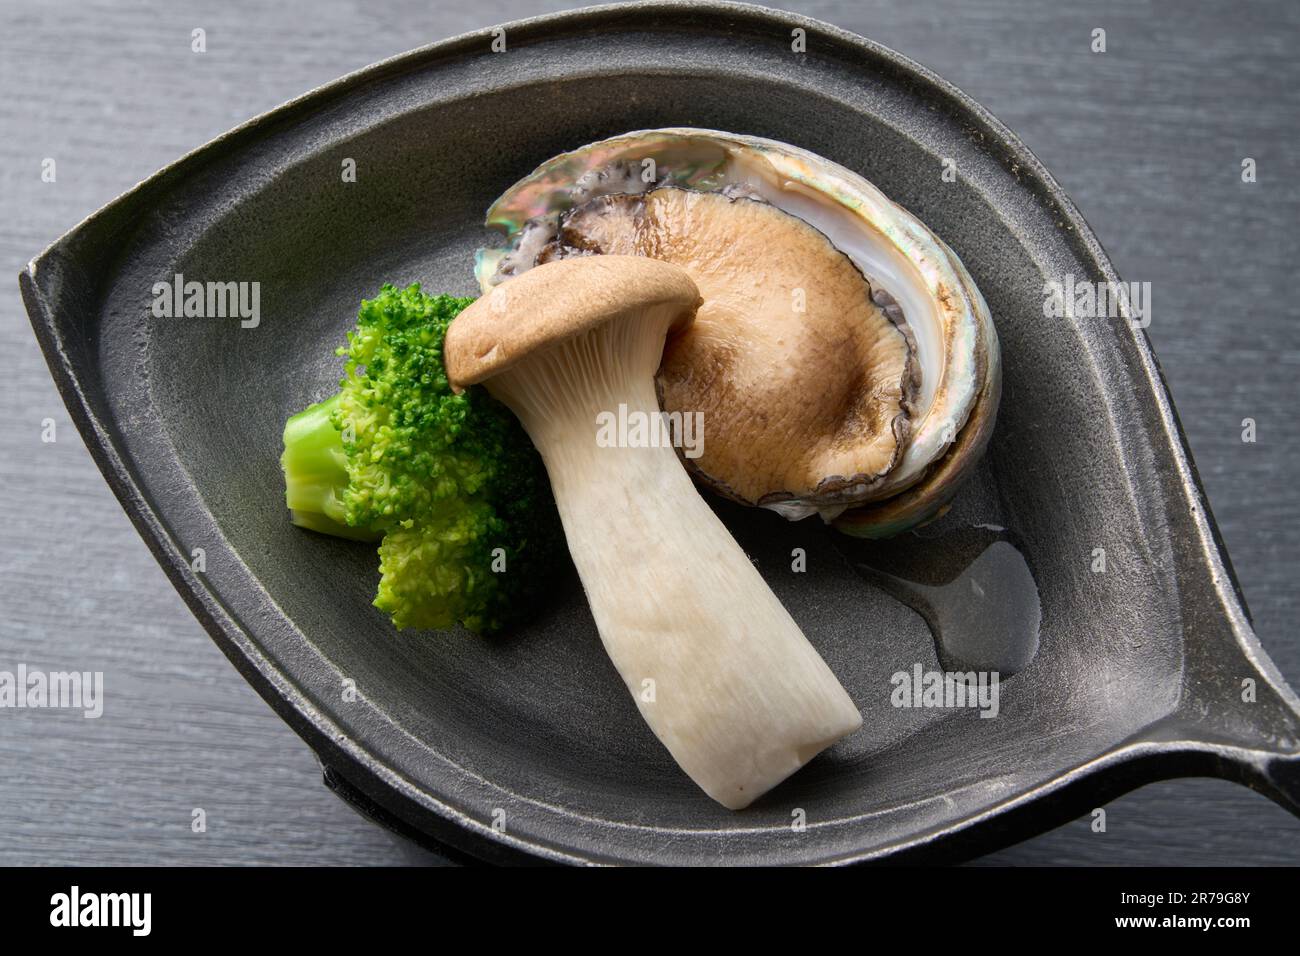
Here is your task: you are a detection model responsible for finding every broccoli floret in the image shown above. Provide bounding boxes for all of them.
[280,284,563,633]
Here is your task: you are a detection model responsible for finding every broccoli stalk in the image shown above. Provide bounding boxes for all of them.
[280,284,562,633]
[281,393,381,542]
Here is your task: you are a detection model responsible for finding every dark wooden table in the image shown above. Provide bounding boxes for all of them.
[2,0,1296,865]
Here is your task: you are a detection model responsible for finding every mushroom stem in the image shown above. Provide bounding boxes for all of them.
[448,257,861,809]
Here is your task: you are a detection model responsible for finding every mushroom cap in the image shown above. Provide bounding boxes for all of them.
[445,256,701,389]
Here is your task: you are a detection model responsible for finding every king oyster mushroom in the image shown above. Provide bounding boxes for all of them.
[445,256,862,809]
[476,128,1000,537]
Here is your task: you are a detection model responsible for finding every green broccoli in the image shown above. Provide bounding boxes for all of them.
[280,283,563,633]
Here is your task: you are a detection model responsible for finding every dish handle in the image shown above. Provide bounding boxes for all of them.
[1155,626,1300,818]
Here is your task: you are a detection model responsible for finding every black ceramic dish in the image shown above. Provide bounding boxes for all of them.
[21,1,1300,865]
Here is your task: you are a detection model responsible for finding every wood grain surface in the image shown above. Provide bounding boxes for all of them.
[1,0,1296,865]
